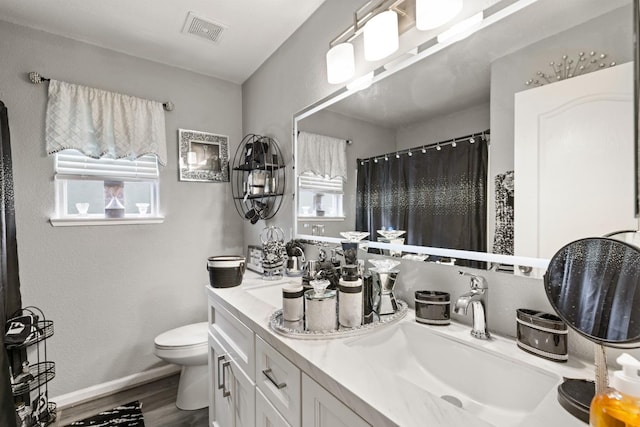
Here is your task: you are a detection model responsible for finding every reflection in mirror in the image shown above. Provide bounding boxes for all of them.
[294,0,635,269]
[544,238,640,346]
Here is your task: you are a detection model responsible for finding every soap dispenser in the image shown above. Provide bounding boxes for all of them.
[590,353,640,426]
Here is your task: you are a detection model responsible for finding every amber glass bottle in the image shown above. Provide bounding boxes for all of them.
[590,354,640,427]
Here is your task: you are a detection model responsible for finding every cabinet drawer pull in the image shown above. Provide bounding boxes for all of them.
[262,368,286,389]
[216,355,226,390]
[221,360,231,398]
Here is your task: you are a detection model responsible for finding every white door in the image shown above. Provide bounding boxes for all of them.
[514,62,636,259]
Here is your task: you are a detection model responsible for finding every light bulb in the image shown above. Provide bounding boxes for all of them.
[363,10,399,61]
[326,42,355,84]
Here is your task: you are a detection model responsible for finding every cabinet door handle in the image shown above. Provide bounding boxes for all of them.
[262,368,286,389]
[216,355,226,391]
[221,360,231,398]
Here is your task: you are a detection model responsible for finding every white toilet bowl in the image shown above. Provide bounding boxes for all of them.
[153,322,209,410]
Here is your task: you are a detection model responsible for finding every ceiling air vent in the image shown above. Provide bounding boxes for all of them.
[183,12,226,44]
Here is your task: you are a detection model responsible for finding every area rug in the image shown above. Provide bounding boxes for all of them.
[66,400,145,426]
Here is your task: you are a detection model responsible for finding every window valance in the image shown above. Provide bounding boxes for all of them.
[298,131,347,181]
[45,80,168,165]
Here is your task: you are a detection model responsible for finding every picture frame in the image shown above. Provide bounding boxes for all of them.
[178,129,229,182]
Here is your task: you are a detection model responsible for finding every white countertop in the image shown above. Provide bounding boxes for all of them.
[206,271,592,427]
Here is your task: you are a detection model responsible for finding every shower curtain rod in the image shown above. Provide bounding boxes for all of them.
[358,129,490,164]
[27,71,174,112]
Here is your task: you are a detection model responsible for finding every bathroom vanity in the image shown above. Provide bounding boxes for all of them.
[206,272,594,427]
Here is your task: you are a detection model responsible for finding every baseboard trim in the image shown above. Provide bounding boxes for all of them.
[52,364,181,410]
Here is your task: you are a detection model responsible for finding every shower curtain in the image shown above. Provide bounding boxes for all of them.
[356,137,488,263]
[1,100,21,427]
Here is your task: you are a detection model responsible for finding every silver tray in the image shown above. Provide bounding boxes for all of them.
[269,300,408,340]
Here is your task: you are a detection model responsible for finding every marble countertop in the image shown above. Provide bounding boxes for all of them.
[206,271,592,427]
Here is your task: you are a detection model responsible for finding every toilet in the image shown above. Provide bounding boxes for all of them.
[153,322,209,410]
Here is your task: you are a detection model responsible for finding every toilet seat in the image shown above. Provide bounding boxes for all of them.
[154,322,208,350]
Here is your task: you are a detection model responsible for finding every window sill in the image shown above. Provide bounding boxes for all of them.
[296,216,345,222]
[50,215,165,227]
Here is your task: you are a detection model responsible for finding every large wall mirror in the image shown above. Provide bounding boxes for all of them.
[293,0,637,271]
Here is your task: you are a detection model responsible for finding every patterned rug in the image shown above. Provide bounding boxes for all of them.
[66,400,145,426]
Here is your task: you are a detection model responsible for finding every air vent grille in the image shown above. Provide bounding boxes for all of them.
[183,12,226,44]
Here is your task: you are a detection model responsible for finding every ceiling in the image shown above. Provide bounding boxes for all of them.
[0,0,325,84]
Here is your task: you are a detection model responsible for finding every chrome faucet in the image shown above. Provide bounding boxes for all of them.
[454,271,490,340]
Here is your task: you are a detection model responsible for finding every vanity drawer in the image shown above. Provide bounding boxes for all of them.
[255,335,301,427]
[256,387,292,427]
[209,297,255,381]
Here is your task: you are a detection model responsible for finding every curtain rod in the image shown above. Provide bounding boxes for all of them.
[27,72,174,112]
[297,130,352,145]
[358,129,490,164]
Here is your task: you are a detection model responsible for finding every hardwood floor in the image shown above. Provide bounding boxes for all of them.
[53,373,209,427]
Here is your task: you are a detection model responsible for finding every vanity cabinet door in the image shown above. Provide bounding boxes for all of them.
[256,387,292,427]
[209,333,234,427]
[301,373,370,427]
[209,333,256,427]
[209,297,256,381]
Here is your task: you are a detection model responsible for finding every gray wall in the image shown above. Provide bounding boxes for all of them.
[488,5,633,248]
[396,102,489,150]
[243,2,640,364]
[0,20,244,396]
[241,0,370,245]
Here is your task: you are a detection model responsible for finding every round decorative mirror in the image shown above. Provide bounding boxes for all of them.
[544,237,640,347]
[544,237,640,421]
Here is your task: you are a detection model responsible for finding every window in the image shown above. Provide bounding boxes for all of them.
[297,172,344,218]
[51,150,162,226]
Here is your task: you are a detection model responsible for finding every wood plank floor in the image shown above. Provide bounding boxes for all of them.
[53,373,209,427]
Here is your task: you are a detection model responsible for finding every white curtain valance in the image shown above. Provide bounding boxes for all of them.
[298,131,347,181]
[45,80,168,165]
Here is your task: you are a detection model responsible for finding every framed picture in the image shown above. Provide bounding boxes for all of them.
[178,129,229,182]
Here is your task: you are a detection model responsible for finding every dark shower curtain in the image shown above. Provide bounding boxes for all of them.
[1,100,22,427]
[356,137,488,261]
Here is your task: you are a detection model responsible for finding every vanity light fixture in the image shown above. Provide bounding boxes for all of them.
[326,43,355,84]
[325,0,408,84]
[416,0,463,30]
[364,10,399,61]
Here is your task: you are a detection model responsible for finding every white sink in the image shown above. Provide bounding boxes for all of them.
[245,282,289,308]
[345,321,560,426]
